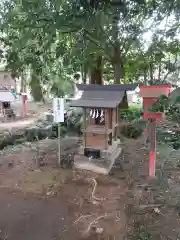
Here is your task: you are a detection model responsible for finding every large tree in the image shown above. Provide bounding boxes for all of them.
[0,0,179,92]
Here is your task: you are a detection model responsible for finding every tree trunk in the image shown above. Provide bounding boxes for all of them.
[81,64,87,84]
[149,62,154,81]
[20,72,27,92]
[30,73,44,102]
[143,69,147,84]
[112,28,124,84]
[114,59,124,84]
[83,70,87,84]
[158,62,162,81]
[111,8,124,84]
[90,56,103,84]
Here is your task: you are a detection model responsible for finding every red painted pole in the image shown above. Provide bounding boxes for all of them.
[21,93,27,117]
[149,118,156,177]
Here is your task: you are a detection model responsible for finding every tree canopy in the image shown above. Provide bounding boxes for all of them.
[0,0,180,100]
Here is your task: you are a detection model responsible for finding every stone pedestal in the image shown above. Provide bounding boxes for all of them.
[74,139,122,174]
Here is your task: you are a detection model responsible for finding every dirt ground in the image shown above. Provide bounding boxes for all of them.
[0,101,52,130]
[0,109,180,239]
[0,190,79,240]
[0,135,148,240]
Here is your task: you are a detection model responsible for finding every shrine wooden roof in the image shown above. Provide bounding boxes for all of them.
[70,83,138,108]
[70,90,125,108]
[76,83,137,91]
[0,90,15,102]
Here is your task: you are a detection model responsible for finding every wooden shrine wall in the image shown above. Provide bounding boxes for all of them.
[85,133,105,149]
[84,107,119,149]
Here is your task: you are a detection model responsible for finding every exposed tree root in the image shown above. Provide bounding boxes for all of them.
[73,214,93,224]
[86,214,109,233]
[86,211,121,233]
[139,204,163,209]
[88,178,104,201]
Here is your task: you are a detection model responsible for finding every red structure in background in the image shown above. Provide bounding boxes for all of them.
[140,85,171,119]
[139,85,171,177]
[21,92,28,117]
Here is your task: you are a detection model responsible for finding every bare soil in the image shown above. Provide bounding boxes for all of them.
[0,118,37,129]
[0,190,79,240]
[0,136,146,240]
[0,125,179,239]
[0,101,52,130]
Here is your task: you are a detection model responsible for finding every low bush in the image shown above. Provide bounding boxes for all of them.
[120,107,143,121]
[51,124,67,138]
[120,123,144,139]
[119,108,146,139]
[65,108,83,134]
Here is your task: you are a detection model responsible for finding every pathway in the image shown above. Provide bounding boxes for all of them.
[0,190,79,240]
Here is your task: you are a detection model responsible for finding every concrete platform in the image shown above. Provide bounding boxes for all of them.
[74,147,122,174]
[78,139,121,158]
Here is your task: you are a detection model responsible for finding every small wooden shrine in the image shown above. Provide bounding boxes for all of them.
[0,89,16,120]
[70,83,137,174]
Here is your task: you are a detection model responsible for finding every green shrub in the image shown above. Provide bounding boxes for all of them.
[51,124,67,138]
[24,128,39,141]
[120,107,143,121]
[0,133,19,149]
[24,126,55,141]
[66,108,83,134]
[120,123,143,139]
[129,105,142,110]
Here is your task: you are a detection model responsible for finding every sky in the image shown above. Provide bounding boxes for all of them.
[142,14,177,50]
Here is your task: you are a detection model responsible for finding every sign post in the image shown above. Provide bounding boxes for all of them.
[53,98,64,167]
[58,122,61,167]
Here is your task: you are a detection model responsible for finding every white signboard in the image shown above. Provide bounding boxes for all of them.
[53,98,64,123]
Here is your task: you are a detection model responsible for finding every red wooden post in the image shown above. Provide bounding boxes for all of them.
[21,92,27,117]
[139,85,171,178]
[148,118,156,177]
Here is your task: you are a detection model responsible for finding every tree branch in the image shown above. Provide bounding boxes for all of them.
[83,29,113,59]
[162,57,178,82]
